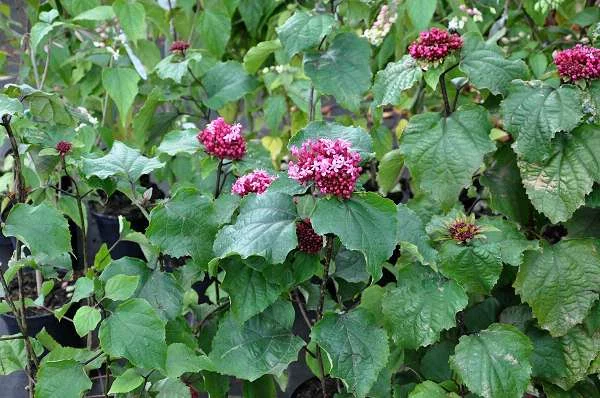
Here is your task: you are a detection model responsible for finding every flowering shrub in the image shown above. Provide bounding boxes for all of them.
[1,2,600,398]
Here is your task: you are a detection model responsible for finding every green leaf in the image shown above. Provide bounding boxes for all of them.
[481,217,538,266]
[202,61,258,109]
[73,5,115,21]
[529,326,600,390]
[71,277,94,302]
[238,0,278,37]
[209,300,304,381]
[82,141,165,182]
[0,338,32,375]
[104,274,140,301]
[377,149,404,195]
[113,0,147,42]
[108,368,143,394]
[502,80,582,162]
[396,204,437,265]
[400,105,494,208]
[312,308,389,397]
[222,260,286,323]
[514,240,600,337]
[102,67,140,127]
[311,193,398,280]
[0,93,24,116]
[137,269,184,321]
[243,40,282,74]
[407,0,437,30]
[198,0,232,58]
[99,298,167,369]
[35,360,92,398]
[157,129,201,155]
[288,121,373,160]
[543,379,600,398]
[243,375,277,398]
[147,188,237,267]
[449,324,534,398]
[409,381,459,398]
[480,145,533,226]
[382,264,467,349]
[153,52,203,84]
[373,55,423,107]
[518,125,600,223]
[304,32,372,112]
[333,248,370,283]
[166,343,210,378]
[213,192,298,264]
[459,33,528,95]
[3,203,71,268]
[276,10,336,59]
[73,306,102,337]
[438,241,503,294]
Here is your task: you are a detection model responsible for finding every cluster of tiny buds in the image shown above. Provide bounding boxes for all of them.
[261,65,296,75]
[288,138,362,200]
[231,170,277,197]
[553,44,600,81]
[447,216,482,244]
[362,2,398,46]
[459,5,483,22]
[197,117,246,160]
[408,28,463,64]
[170,40,190,54]
[296,219,324,254]
[55,141,72,157]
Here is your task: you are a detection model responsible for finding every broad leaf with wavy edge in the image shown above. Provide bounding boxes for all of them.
[209,300,304,381]
[311,308,389,398]
[400,105,494,208]
[450,323,533,398]
[518,125,600,223]
[382,264,467,349]
[502,80,582,162]
[514,239,600,337]
[373,55,423,107]
[276,10,336,59]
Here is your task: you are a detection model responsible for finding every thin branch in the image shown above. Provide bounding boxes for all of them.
[82,351,104,366]
[439,63,459,116]
[452,81,468,112]
[316,235,335,398]
[0,334,25,341]
[195,300,229,331]
[291,290,313,330]
[39,37,52,90]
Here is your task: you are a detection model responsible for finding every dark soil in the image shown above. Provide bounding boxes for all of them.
[291,377,338,398]
[7,269,70,316]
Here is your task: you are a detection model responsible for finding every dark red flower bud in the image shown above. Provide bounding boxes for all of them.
[170,40,190,53]
[448,218,481,244]
[56,140,72,157]
[296,219,323,254]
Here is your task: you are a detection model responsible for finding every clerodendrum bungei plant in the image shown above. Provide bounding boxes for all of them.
[1,1,600,398]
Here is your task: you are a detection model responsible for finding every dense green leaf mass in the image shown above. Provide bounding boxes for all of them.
[400,106,494,207]
[514,240,600,337]
[312,308,389,398]
[450,324,533,398]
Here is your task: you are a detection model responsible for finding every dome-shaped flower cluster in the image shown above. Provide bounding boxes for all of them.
[197,118,246,160]
[447,215,482,244]
[296,219,323,254]
[553,45,600,81]
[408,28,463,63]
[288,138,362,200]
[231,170,277,197]
[56,140,72,157]
[170,40,190,53]
[362,3,398,46]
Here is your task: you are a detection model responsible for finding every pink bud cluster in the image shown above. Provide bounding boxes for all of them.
[296,219,323,254]
[408,28,463,63]
[170,40,190,53]
[553,45,600,81]
[56,140,72,157]
[197,118,246,160]
[231,170,277,197]
[288,138,362,200]
[363,2,398,46]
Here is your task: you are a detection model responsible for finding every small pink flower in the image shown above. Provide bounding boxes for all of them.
[288,138,362,200]
[169,40,190,53]
[56,141,72,157]
[296,219,323,254]
[408,27,463,63]
[231,170,277,197]
[553,44,600,81]
[197,118,246,160]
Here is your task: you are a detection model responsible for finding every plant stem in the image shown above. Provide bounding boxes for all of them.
[291,289,312,329]
[316,235,335,398]
[38,37,52,90]
[439,63,459,117]
[214,159,224,199]
[28,37,40,89]
[0,334,25,341]
[309,85,316,122]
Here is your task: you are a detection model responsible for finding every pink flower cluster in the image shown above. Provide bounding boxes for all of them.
[231,170,277,197]
[197,118,246,160]
[288,138,361,200]
[408,28,463,63]
[296,219,323,254]
[553,45,600,81]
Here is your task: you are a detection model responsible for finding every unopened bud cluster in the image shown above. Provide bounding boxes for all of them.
[363,2,398,46]
[197,117,246,160]
[409,28,463,64]
[296,219,323,253]
[232,170,277,197]
[553,44,600,81]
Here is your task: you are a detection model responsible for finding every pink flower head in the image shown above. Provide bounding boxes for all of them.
[197,117,246,160]
[296,219,323,254]
[170,40,190,53]
[288,138,362,200]
[408,28,463,63]
[231,170,277,197]
[553,45,600,81]
[56,140,72,157]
